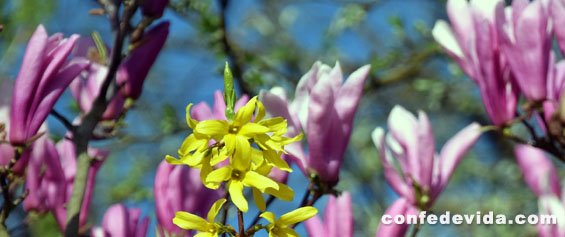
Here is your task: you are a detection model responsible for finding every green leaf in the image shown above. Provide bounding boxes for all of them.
[224,62,236,120]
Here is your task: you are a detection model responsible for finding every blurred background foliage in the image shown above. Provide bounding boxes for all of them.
[1,0,564,236]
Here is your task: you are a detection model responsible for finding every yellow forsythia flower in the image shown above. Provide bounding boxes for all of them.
[260,207,318,237]
[173,198,226,237]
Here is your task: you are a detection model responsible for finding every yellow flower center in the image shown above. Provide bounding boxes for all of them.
[206,223,217,233]
[271,226,280,234]
[229,124,240,134]
[231,170,243,180]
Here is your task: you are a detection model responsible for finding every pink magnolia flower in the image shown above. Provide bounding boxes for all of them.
[497,0,552,101]
[514,145,565,236]
[0,79,14,166]
[9,25,87,145]
[117,21,169,100]
[91,204,149,237]
[375,198,418,237]
[70,38,125,120]
[539,60,565,124]
[538,193,565,237]
[1,79,45,174]
[261,62,370,186]
[372,106,481,208]
[514,145,561,197]
[305,192,354,237]
[23,135,66,212]
[23,137,106,231]
[52,139,107,230]
[432,0,518,125]
[552,0,565,54]
[154,160,222,236]
[141,0,169,18]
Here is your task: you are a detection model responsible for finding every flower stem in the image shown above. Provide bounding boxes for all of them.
[237,210,245,237]
[410,221,421,237]
[246,195,274,230]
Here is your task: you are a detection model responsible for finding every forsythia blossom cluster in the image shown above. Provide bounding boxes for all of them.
[165,64,317,236]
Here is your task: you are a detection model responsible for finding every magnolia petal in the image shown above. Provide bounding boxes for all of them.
[372,127,411,200]
[432,20,464,58]
[304,215,325,237]
[375,199,412,237]
[438,122,481,190]
[191,102,214,121]
[514,145,561,197]
[336,64,370,134]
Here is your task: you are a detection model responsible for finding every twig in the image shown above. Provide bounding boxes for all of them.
[64,1,138,236]
[221,192,230,237]
[410,220,421,237]
[237,210,245,237]
[50,109,75,132]
[246,195,275,230]
[0,148,22,232]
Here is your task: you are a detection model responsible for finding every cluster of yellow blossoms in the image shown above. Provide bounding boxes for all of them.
[166,83,317,236]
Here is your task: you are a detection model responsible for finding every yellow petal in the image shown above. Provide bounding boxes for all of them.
[282,133,303,146]
[253,158,271,176]
[207,198,226,222]
[232,135,251,170]
[206,167,232,184]
[280,228,299,237]
[165,155,184,165]
[234,97,257,124]
[252,188,266,212]
[250,148,265,166]
[179,134,207,155]
[223,133,236,154]
[185,104,199,129]
[242,171,278,192]
[185,150,207,167]
[194,232,215,237]
[266,183,293,201]
[228,181,248,212]
[258,117,286,132]
[173,211,208,231]
[278,207,318,226]
[239,123,269,137]
[195,120,228,137]
[263,150,291,172]
[209,148,228,166]
[255,99,266,121]
[259,212,276,224]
